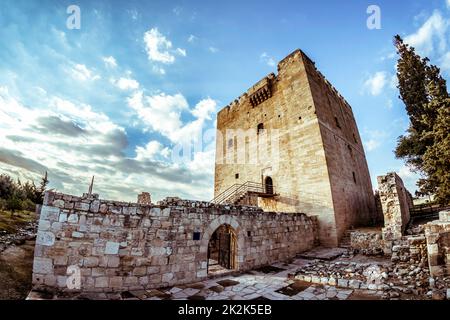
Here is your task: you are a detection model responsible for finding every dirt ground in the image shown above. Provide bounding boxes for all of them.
[0,240,35,300]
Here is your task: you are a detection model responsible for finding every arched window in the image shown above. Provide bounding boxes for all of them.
[257,123,264,135]
[265,176,273,194]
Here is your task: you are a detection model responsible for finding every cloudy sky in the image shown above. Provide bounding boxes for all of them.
[0,0,449,202]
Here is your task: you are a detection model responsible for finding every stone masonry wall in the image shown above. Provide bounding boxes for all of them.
[425,210,450,277]
[214,49,376,247]
[377,172,411,250]
[32,192,318,293]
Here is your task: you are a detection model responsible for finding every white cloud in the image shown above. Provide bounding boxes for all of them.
[152,66,166,75]
[0,85,216,202]
[363,130,387,152]
[143,28,185,65]
[127,91,188,141]
[364,139,381,152]
[113,77,140,90]
[404,10,448,57]
[447,0,450,9]
[363,71,388,96]
[135,140,170,161]
[176,48,187,57]
[69,64,101,82]
[208,47,219,53]
[260,52,276,67]
[127,91,216,144]
[191,98,216,120]
[102,56,117,68]
[187,34,196,43]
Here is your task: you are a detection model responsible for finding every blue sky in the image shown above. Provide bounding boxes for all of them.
[0,0,449,202]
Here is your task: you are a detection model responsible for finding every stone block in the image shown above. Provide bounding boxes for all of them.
[36,231,55,247]
[59,212,68,222]
[68,214,79,224]
[83,257,99,267]
[72,231,84,238]
[38,220,51,231]
[196,269,207,278]
[147,266,160,274]
[123,276,138,286]
[57,276,68,288]
[328,277,337,286]
[150,208,161,217]
[33,257,53,274]
[99,204,108,213]
[41,206,60,221]
[90,200,100,213]
[107,256,120,268]
[162,272,174,282]
[53,200,65,208]
[54,256,68,266]
[75,202,90,211]
[337,279,348,288]
[95,277,109,288]
[133,266,147,276]
[110,276,123,288]
[105,241,120,255]
[349,280,361,289]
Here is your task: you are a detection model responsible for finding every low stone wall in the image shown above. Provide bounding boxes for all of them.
[377,172,411,252]
[350,230,384,255]
[391,235,428,267]
[425,210,450,277]
[32,192,319,293]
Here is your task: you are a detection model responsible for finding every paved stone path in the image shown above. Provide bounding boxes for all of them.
[29,257,387,300]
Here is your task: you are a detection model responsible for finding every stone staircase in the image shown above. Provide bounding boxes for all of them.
[211,181,276,205]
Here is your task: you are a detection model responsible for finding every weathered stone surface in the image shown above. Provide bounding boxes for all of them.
[425,211,450,277]
[378,173,411,245]
[33,257,53,274]
[36,231,55,247]
[41,206,60,222]
[32,190,318,293]
[214,49,377,247]
[105,241,120,255]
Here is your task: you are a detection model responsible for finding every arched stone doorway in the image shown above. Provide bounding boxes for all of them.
[207,224,237,274]
[265,176,273,195]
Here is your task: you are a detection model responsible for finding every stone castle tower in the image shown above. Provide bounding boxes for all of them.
[214,49,376,246]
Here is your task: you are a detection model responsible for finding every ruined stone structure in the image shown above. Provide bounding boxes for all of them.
[137,192,151,205]
[32,191,318,293]
[214,49,376,247]
[377,172,411,251]
[425,210,450,277]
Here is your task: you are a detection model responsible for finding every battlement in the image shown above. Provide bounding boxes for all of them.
[218,49,352,120]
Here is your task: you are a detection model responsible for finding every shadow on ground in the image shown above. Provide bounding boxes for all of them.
[0,240,35,300]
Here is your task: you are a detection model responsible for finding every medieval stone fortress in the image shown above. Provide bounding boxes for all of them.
[27,50,449,301]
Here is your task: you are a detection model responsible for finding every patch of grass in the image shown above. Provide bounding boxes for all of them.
[0,210,36,234]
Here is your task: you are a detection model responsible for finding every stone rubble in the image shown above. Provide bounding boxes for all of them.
[0,221,37,253]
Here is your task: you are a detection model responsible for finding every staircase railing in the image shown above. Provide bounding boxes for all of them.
[211,181,274,205]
